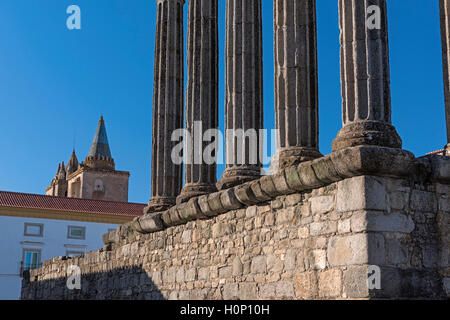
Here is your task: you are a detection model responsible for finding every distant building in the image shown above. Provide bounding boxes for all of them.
[0,191,145,300]
[46,116,130,203]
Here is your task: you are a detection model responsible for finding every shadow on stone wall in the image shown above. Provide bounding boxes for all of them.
[21,265,165,300]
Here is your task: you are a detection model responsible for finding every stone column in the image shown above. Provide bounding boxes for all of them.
[273,0,322,170]
[440,0,450,155]
[217,0,264,190]
[146,0,185,213]
[177,0,219,203]
[332,0,402,152]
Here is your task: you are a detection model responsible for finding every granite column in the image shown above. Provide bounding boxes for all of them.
[146,0,185,213]
[332,0,402,152]
[177,0,219,203]
[273,0,322,170]
[217,0,264,190]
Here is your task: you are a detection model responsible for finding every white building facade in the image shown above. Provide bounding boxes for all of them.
[0,191,145,300]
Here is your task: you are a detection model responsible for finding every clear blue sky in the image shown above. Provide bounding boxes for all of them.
[0,1,445,204]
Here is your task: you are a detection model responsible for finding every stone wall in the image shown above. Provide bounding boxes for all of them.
[21,148,450,300]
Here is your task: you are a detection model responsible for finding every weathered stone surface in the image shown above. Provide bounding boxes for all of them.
[217,0,263,189]
[318,269,342,298]
[332,0,402,151]
[273,0,322,170]
[294,272,317,299]
[132,213,165,234]
[178,0,219,204]
[311,196,335,215]
[337,176,388,213]
[351,211,415,234]
[25,174,449,301]
[147,0,185,212]
[343,266,369,299]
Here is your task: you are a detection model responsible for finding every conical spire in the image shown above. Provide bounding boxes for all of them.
[88,116,112,160]
[66,149,79,176]
[57,162,66,180]
[85,116,115,170]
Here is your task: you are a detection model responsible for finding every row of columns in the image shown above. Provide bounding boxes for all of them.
[146,0,450,214]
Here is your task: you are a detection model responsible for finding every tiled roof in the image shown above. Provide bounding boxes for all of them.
[0,191,145,217]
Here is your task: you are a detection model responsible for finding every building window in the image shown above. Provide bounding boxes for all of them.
[22,249,41,272]
[66,250,84,258]
[24,223,44,237]
[67,226,86,240]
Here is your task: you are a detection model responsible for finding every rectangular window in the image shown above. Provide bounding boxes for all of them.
[67,226,86,240]
[22,249,41,271]
[24,223,43,237]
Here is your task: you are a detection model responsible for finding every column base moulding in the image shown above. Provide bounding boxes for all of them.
[177,183,218,205]
[216,166,262,191]
[332,120,402,152]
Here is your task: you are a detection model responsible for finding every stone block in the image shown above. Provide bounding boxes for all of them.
[337,176,388,213]
[249,180,272,202]
[388,191,409,211]
[232,257,243,276]
[259,283,276,299]
[386,239,408,265]
[311,195,335,215]
[318,269,342,298]
[134,214,165,234]
[294,272,317,299]
[197,195,211,216]
[181,230,192,244]
[310,221,337,236]
[272,170,293,194]
[223,283,239,300]
[343,266,370,298]
[328,233,378,266]
[310,156,342,184]
[206,192,227,216]
[251,256,267,274]
[284,166,306,191]
[297,162,323,189]
[312,250,327,270]
[338,219,351,234]
[220,189,244,211]
[239,283,257,300]
[275,281,295,298]
[259,175,282,197]
[410,190,437,213]
[212,222,231,238]
[234,183,260,205]
[351,211,415,233]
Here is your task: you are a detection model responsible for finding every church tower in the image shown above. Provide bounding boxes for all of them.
[46,116,130,202]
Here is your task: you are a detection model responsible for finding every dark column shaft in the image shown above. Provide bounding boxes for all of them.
[273,0,322,170]
[332,0,402,152]
[147,0,185,213]
[217,0,264,190]
[178,0,219,203]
